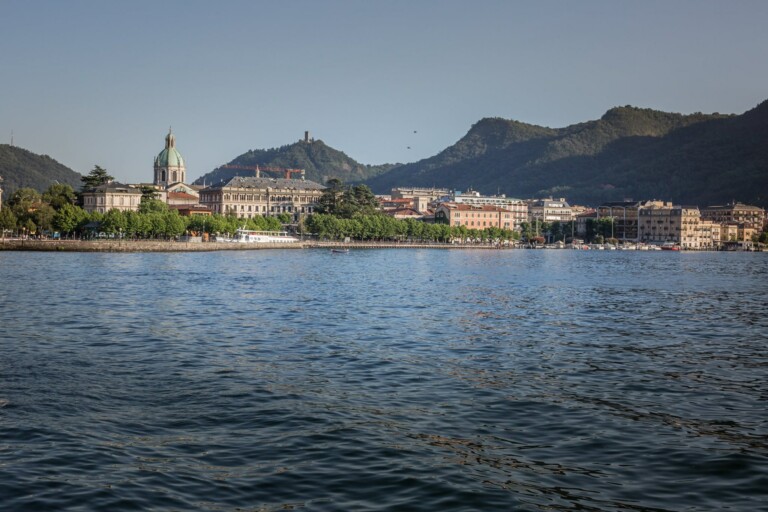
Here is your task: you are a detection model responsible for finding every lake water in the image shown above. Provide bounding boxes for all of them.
[1,249,766,511]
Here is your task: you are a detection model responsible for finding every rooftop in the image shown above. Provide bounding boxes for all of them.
[204,176,325,191]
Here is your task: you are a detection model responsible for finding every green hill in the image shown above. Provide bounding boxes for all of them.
[193,139,395,186]
[365,103,768,207]
[0,144,82,197]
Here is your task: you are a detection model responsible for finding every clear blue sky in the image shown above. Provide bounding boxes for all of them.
[1,0,767,184]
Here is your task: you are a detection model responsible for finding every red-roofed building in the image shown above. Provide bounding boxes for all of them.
[383,208,423,220]
[379,197,415,211]
[167,191,200,206]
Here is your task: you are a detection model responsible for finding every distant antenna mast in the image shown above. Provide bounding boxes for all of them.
[10,130,14,147]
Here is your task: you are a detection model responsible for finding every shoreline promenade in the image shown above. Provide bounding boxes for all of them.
[0,239,504,252]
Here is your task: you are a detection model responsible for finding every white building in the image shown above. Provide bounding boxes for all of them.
[527,198,573,223]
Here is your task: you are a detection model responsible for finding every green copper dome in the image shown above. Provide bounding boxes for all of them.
[154,129,185,168]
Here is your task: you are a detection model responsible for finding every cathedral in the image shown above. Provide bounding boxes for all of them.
[154,128,186,188]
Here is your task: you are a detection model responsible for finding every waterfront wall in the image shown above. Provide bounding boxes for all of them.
[0,239,306,252]
[0,239,507,252]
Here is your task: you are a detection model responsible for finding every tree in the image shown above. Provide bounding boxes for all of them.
[43,183,77,210]
[33,203,56,233]
[187,215,208,235]
[101,209,127,236]
[0,207,18,235]
[140,186,160,201]
[206,215,227,235]
[315,178,345,215]
[8,188,42,228]
[53,204,86,236]
[339,184,379,218]
[139,198,168,214]
[162,211,188,238]
[81,165,114,190]
[23,218,36,237]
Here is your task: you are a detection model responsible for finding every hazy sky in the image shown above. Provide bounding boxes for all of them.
[1,0,767,184]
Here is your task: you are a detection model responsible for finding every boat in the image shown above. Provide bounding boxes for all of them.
[331,248,349,254]
[661,242,681,251]
[228,229,299,243]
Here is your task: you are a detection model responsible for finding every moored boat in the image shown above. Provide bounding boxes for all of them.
[226,229,299,243]
[661,242,681,251]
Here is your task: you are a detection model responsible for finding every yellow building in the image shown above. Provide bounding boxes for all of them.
[701,202,765,230]
[638,203,701,249]
[697,220,721,249]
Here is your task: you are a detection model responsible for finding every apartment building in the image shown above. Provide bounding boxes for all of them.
[527,198,573,223]
[451,189,528,229]
[701,202,766,229]
[638,203,701,248]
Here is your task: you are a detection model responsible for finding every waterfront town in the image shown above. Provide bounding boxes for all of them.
[0,129,766,250]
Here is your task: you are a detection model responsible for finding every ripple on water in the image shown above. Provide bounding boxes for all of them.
[1,250,767,511]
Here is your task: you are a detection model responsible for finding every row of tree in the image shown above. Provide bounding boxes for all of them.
[304,214,520,243]
[304,180,520,243]
[0,182,289,239]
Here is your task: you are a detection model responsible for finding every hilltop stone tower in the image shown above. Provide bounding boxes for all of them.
[153,128,186,188]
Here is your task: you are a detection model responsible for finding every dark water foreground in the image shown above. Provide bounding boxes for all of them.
[1,250,766,511]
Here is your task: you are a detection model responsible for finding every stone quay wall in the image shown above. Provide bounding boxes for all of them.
[0,239,508,252]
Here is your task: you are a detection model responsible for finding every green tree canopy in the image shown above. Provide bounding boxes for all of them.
[139,198,169,214]
[81,165,114,190]
[0,207,18,234]
[52,204,87,235]
[316,180,380,219]
[8,188,42,223]
[43,183,77,210]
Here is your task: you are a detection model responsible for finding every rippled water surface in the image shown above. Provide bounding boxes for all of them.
[1,249,767,511]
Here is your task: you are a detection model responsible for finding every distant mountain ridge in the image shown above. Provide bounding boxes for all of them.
[0,145,82,197]
[5,100,766,210]
[193,139,395,186]
[365,104,768,207]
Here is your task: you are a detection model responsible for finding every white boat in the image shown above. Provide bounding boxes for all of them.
[228,229,299,243]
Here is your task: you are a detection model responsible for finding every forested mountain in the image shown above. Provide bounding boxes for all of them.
[365,103,768,207]
[0,145,82,196]
[193,139,395,186]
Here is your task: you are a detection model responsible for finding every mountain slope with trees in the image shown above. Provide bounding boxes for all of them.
[193,139,395,186]
[0,144,82,197]
[365,103,768,207]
